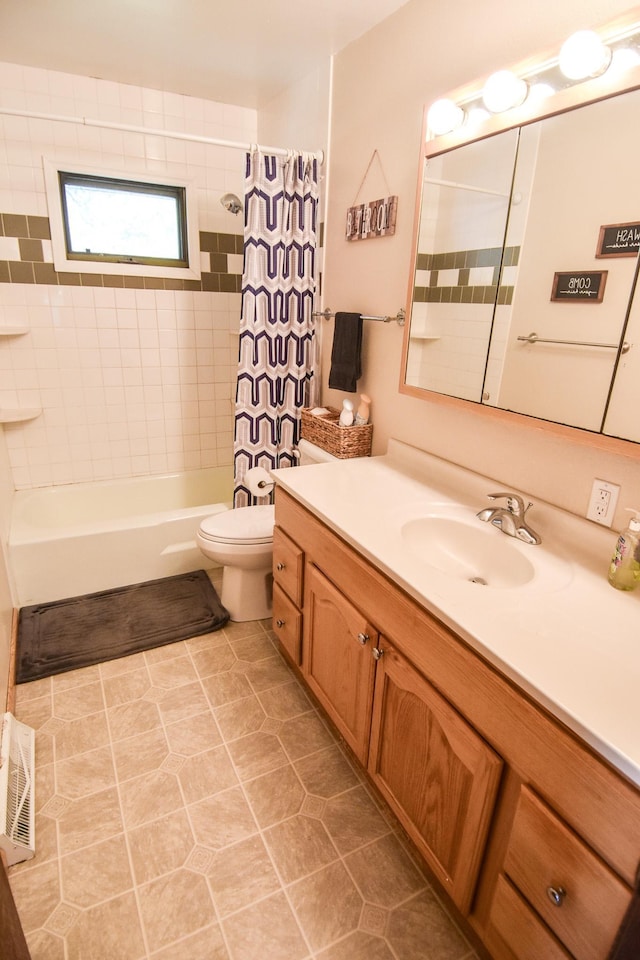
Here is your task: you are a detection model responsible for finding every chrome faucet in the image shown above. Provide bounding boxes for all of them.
[476,492,541,545]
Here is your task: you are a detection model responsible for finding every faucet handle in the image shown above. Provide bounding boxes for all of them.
[487,492,527,515]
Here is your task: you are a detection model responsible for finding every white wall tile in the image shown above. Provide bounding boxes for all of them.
[0,60,254,488]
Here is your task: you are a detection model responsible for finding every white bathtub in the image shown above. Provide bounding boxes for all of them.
[9,467,233,606]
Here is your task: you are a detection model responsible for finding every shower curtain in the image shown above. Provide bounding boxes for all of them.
[233,148,320,507]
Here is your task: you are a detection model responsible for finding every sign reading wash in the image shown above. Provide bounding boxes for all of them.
[597,221,640,258]
[346,195,398,241]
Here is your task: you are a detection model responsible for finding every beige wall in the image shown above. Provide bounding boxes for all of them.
[322,0,640,528]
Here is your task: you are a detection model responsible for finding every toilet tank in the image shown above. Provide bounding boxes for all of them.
[296,438,339,465]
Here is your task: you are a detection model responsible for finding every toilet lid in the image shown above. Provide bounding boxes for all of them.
[199,504,275,545]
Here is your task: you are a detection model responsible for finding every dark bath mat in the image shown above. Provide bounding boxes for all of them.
[17,569,230,683]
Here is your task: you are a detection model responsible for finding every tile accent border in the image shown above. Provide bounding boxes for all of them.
[0,213,243,292]
[414,245,520,306]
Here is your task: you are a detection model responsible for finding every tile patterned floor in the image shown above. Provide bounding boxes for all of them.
[9,585,480,960]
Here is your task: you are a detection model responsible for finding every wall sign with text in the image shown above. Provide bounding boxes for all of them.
[597,221,640,258]
[346,195,398,242]
[551,271,608,303]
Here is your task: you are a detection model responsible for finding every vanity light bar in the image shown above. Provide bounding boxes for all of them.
[427,19,640,137]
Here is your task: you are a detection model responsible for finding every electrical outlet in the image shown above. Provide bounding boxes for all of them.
[586,478,620,526]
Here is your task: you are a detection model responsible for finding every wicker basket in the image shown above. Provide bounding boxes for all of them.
[300,407,372,459]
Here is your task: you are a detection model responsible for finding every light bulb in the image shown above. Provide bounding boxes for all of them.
[611,46,640,72]
[482,70,528,113]
[466,106,491,126]
[527,81,555,103]
[559,30,611,80]
[427,99,465,136]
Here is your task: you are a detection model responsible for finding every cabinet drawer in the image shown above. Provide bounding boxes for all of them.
[273,526,304,606]
[272,584,302,664]
[503,786,630,960]
[488,874,572,960]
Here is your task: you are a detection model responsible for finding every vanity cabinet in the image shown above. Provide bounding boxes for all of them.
[368,640,503,911]
[272,526,304,663]
[278,490,504,914]
[303,564,377,765]
[273,488,640,959]
[490,786,630,960]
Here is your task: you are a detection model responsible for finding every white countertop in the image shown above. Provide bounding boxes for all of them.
[272,439,640,788]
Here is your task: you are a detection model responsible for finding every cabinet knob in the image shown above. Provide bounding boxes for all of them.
[276,619,285,628]
[357,633,370,645]
[546,885,566,907]
[372,646,384,661]
[276,562,285,571]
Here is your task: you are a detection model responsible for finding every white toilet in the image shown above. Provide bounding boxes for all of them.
[197,439,337,621]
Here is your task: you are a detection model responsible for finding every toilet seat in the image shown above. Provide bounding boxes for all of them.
[199,505,275,545]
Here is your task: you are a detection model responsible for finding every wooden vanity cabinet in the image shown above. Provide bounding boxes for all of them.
[368,640,503,912]
[273,489,640,959]
[303,563,378,764]
[497,786,630,960]
[272,526,304,663]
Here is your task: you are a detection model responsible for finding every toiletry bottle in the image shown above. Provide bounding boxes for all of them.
[339,399,354,426]
[608,508,640,591]
[355,393,371,425]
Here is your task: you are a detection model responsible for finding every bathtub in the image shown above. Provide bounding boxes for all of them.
[9,467,233,606]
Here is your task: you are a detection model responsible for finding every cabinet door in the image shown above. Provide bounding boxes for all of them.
[303,564,377,764]
[503,786,631,960]
[273,526,304,606]
[368,641,503,913]
[272,583,302,664]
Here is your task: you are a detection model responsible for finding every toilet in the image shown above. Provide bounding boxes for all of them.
[197,439,337,621]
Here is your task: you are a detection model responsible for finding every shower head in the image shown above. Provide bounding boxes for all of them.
[220,193,243,215]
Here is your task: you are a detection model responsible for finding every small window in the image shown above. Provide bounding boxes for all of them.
[43,159,201,281]
[59,172,188,267]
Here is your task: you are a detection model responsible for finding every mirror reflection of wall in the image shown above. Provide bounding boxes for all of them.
[404,86,640,446]
[497,91,640,432]
[405,130,519,402]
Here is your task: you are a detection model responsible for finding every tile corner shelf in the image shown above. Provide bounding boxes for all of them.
[0,326,30,337]
[0,408,42,424]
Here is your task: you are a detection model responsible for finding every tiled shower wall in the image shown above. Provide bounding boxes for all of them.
[0,61,257,489]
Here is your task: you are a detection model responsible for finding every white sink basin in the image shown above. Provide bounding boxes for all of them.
[401,514,565,590]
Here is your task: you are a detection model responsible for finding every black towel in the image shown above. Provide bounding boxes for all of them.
[328,312,363,393]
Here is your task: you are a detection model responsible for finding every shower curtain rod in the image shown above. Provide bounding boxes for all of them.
[0,106,325,163]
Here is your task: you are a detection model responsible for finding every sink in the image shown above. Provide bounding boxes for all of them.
[401,515,538,589]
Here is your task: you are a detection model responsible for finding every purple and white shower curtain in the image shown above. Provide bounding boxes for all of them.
[233,148,319,507]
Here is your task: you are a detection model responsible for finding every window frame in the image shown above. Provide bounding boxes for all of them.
[43,159,201,281]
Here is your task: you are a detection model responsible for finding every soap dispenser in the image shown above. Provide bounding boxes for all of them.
[608,508,640,591]
[339,399,354,426]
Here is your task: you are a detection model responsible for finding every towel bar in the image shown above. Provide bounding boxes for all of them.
[313,308,405,326]
[517,332,630,353]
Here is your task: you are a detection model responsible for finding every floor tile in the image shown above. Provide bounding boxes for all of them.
[206,834,281,917]
[288,860,363,951]
[221,891,309,960]
[263,813,338,884]
[128,809,195,884]
[344,834,426,908]
[60,834,133,908]
[137,869,214,953]
[9,616,478,960]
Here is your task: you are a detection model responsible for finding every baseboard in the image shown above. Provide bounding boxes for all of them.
[6,609,18,715]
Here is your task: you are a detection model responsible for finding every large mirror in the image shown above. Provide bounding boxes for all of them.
[402,85,640,445]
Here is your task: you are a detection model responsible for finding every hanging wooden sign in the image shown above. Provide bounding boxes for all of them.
[551,270,608,302]
[596,221,640,258]
[346,195,398,241]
